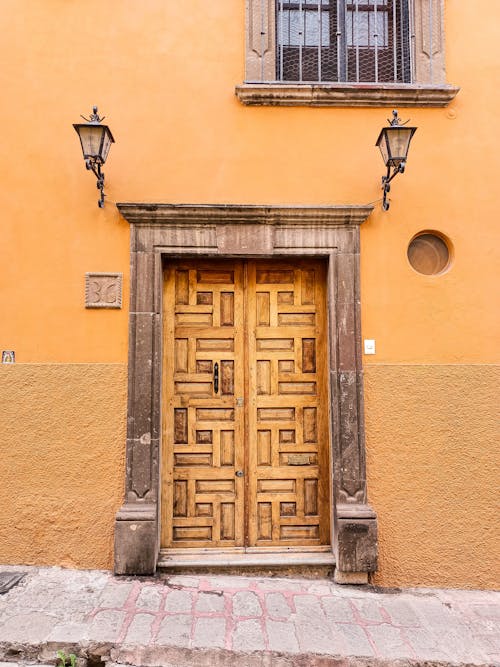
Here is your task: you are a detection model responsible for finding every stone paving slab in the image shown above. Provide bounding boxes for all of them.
[0,566,498,666]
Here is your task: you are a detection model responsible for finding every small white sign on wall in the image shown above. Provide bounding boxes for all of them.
[364,339,376,355]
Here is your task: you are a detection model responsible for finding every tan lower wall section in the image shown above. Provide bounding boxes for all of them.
[1,363,498,588]
[365,364,500,590]
[0,364,126,570]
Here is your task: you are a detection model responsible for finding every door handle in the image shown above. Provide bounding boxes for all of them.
[213,362,219,394]
[235,470,244,477]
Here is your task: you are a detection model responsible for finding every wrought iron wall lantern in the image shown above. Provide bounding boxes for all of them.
[73,106,114,208]
[376,110,417,211]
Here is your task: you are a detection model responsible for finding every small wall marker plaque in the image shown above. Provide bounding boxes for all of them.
[2,351,15,364]
[85,273,122,309]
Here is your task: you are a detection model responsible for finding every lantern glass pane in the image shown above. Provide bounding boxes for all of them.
[377,132,390,165]
[386,127,414,164]
[100,127,113,163]
[78,125,105,159]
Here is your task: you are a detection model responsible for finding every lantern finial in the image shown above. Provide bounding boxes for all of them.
[388,109,410,127]
[80,106,105,124]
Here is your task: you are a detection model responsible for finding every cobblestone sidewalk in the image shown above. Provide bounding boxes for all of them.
[0,566,498,666]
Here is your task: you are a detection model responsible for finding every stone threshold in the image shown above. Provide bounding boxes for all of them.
[235,82,460,107]
[158,546,335,569]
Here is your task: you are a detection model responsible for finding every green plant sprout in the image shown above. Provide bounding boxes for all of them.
[56,650,77,667]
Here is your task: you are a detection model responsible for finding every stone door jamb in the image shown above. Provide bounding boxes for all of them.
[114,203,378,583]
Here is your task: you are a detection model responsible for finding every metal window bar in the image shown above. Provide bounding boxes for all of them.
[261,0,266,81]
[408,0,415,82]
[393,0,398,80]
[337,0,346,81]
[275,0,416,84]
[317,1,322,81]
[354,0,360,82]
[336,0,341,81]
[299,0,303,81]
[279,0,284,80]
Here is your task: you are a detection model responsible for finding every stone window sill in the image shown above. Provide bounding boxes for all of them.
[235,82,460,108]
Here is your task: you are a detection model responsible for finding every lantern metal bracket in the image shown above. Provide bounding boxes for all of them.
[85,158,106,208]
[381,161,406,211]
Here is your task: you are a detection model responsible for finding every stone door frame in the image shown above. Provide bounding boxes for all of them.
[114,203,378,583]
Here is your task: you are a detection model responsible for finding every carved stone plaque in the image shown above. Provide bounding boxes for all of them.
[85,272,122,309]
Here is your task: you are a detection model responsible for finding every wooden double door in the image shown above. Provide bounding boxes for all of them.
[162,259,330,550]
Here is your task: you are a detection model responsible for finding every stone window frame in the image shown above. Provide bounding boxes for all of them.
[114,203,377,583]
[236,0,459,107]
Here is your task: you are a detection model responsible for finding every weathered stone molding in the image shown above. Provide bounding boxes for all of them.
[115,203,378,580]
[116,203,373,226]
[235,83,460,108]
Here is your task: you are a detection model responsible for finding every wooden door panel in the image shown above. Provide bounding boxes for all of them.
[162,261,245,548]
[163,258,330,551]
[248,260,330,547]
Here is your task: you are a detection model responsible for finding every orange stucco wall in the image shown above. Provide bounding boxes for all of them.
[0,1,498,585]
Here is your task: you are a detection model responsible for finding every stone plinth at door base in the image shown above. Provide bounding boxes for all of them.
[334,503,378,583]
[334,570,369,585]
[115,503,157,575]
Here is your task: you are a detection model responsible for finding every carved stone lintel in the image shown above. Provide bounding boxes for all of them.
[114,503,157,575]
[335,504,378,574]
[117,203,373,227]
[217,224,273,254]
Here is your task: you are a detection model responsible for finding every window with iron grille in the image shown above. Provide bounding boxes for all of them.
[238,0,459,107]
[277,0,412,84]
